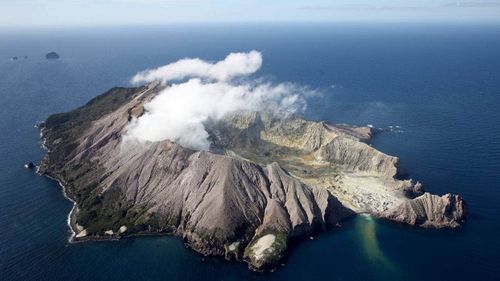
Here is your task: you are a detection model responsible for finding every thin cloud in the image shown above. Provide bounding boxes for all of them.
[298,4,425,12]
[443,1,500,7]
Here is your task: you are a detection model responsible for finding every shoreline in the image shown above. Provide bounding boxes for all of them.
[39,172,78,242]
[37,127,77,243]
[38,169,130,244]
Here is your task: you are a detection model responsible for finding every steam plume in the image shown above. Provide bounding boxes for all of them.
[125,51,310,150]
[132,50,262,84]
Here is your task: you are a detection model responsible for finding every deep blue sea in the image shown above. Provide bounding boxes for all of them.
[1,23,499,281]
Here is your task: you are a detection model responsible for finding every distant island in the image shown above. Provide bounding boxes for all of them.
[38,83,466,271]
[12,56,28,60]
[45,52,59,60]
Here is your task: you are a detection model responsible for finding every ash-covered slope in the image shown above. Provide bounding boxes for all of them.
[38,83,466,270]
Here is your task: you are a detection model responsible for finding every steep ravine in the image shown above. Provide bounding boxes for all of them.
[38,84,466,270]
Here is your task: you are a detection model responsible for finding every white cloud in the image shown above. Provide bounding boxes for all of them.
[124,51,309,150]
[131,50,262,84]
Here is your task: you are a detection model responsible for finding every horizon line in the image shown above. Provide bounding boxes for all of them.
[2,18,500,31]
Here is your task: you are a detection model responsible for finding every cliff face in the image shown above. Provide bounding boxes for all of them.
[380,193,466,228]
[38,84,465,270]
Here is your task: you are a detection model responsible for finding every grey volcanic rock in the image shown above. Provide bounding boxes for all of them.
[380,192,466,228]
[38,83,466,270]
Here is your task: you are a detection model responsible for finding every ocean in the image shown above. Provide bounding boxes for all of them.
[0,23,499,281]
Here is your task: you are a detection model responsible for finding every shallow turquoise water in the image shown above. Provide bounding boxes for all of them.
[1,23,499,280]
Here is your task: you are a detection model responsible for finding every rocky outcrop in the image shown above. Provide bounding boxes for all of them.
[45,52,59,59]
[38,83,466,271]
[316,136,399,177]
[380,193,466,228]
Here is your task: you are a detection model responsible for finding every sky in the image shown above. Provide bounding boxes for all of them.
[1,0,500,28]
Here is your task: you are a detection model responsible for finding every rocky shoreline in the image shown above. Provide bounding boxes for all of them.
[37,83,466,270]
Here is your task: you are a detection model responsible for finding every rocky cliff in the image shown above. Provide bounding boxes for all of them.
[380,192,466,228]
[38,83,466,270]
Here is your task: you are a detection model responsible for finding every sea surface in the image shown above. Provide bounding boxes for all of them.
[1,23,499,281]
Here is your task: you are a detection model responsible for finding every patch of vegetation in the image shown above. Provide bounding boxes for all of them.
[134,212,178,232]
[76,185,126,233]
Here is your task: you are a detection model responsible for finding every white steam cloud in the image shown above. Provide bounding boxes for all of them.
[125,51,310,151]
[132,50,262,84]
